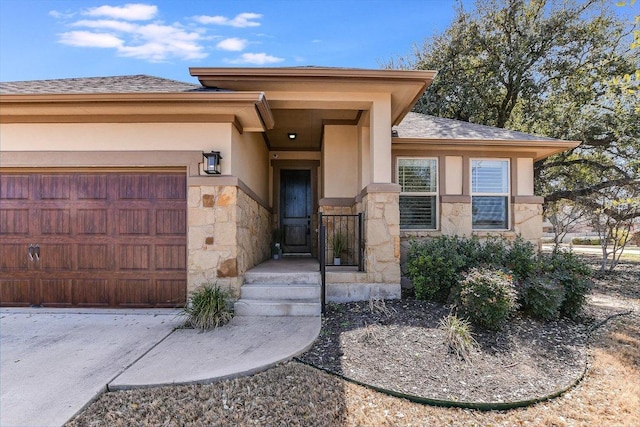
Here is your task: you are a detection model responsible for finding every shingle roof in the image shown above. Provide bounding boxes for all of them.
[0,75,202,94]
[394,112,559,141]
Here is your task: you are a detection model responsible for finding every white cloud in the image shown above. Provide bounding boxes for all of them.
[49,10,75,19]
[53,5,277,64]
[193,12,261,28]
[59,31,123,48]
[216,37,247,51]
[229,52,284,65]
[72,19,138,33]
[84,3,157,21]
[59,21,205,62]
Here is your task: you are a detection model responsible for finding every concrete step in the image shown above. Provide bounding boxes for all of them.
[243,271,320,286]
[240,284,321,301]
[234,299,321,317]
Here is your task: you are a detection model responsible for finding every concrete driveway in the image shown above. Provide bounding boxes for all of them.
[0,308,179,427]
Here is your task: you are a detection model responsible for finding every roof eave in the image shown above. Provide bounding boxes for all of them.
[189,67,437,126]
[0,91,275,131]
[392,138,581,161]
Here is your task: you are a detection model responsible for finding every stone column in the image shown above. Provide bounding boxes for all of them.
[361,184,401,284]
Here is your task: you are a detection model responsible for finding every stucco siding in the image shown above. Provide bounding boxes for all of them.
[231,129,269,203]
[0,122,233,158]
[323,125,358,197]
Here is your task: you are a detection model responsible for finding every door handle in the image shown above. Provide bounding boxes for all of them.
[34,244,40,261]
[28,244,35,261]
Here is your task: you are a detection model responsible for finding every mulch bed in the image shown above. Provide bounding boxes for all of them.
[298,298,590,403]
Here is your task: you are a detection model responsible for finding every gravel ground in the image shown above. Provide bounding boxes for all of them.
[67,256,639,426]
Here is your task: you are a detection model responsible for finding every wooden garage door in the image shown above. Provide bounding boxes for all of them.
[0,169,187,308]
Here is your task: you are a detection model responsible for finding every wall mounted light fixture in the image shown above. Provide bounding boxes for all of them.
[202,151,223,174]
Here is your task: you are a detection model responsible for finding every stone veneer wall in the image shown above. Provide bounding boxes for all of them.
[188,183,271,297]
[236,188,271,281]
[513,203,544,247]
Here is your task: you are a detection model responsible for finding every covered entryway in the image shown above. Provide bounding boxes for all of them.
[0,169,187,308]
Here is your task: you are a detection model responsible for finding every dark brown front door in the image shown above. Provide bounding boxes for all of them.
[280,169,311,253]
[0,170,187,308]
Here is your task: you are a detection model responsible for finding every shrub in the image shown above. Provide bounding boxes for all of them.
[504,236,537,283]
[571,237,602,245]
[480,236,509,266]
[521,276,566,321]
[541,250,593,318]
[180,284,233,330]
[455,268,519,330]
[439,313,477,361]
[407,235,537,302]
[406,236,467,302]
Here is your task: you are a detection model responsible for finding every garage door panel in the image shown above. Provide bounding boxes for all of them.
[155,175,187,199]
[117,279,153,307]
[77,209,108,234]
[155,245,186,270]
[73,279,110,306]
[39,175,71,200]
[0,209,30,234]
[0,279,32,306]
[40,209,71,234]
[118,175,150,200]
[0,244,30,269]
[119,209,150,234]
[0,175,30,199]
[77,244,109,270]
[40,278,73,306]
[39,244,72,270]
[77,175,108,200]
[156,279,187,306]
[119,244,150,270]
[156,209,186,235]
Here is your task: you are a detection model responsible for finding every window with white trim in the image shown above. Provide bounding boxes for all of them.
[471,159,510,230]
[397,157,438,229]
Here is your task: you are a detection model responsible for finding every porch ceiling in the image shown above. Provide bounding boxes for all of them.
[266,108,361,150]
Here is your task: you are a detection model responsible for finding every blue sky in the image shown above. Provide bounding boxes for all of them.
[0,0,463,83]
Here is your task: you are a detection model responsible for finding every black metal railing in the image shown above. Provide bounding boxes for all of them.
[318,213,364,314]
[320,213,363,269]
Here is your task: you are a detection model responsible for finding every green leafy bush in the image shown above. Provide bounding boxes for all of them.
[455,268,518,330]
[406,236,593,323]
[521,276,566,321]
[439,313,477,361]
[541,251,593,318]
[180,284,233,330]
[503,236,537,283]
[406,236,467,302]
[407,235,535,302]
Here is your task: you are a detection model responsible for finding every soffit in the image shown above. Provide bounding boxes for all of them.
[267,109,361,150]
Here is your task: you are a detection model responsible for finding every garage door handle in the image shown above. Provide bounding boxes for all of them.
[28,244,35,261]
[34,244,40,261]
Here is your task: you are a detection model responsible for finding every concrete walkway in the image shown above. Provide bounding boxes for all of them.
[110,315,320,389]
[0,309,320,427]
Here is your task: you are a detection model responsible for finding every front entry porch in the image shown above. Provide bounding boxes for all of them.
[234,256,322,317]
[234,253,401,316]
